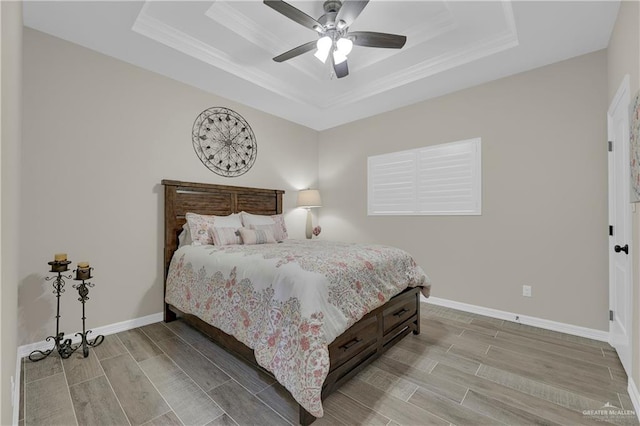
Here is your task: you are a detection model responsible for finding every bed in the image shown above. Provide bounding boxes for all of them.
[162,180,429,425]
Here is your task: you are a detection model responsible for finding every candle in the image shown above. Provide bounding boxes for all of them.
[54,253,67,262]
[76,263,91,280]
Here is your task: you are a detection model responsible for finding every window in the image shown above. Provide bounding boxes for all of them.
[368,138,481,215]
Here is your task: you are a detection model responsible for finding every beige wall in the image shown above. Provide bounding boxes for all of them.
[607,0,640,392]
[14,4,640,420]
[319,50,609,331]
[20,28,319,345]
[17,0,626,372]
[1,1,22,423]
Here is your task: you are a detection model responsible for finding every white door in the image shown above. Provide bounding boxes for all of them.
[608,75,632,376]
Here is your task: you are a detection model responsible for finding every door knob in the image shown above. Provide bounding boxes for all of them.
[614,244,629,254]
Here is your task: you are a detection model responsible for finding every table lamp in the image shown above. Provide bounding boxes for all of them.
[297,189,322,239]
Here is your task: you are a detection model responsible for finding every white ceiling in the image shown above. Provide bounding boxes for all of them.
[23,1,620,131]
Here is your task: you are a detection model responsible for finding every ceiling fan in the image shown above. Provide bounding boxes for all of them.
[264,0,407,78]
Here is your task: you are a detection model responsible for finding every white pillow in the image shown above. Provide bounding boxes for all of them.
[211,213,242,226]
[185,212,242,246]
[240,212,274,226]
[177,223,192,247]
[240,212,288,242]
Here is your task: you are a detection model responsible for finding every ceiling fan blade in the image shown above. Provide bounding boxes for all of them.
[349,31,407,49]
[333,57,349,79]
[263,0,321,31]
[336,0,369,27]
[273,40,317,62]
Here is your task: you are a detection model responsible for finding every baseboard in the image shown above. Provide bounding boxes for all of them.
[628,378,640,420]
[14,311,162,425]
[422,295,609,342]
[12,354,21,426]
[17,311,163,358]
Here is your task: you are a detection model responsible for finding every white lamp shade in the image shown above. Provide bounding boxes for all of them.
[333,50,347,65]
[336,38,353,56]
[317,36,331,51]
[314,36,332,63]
[297,189,322,208]
[314,49,330,63]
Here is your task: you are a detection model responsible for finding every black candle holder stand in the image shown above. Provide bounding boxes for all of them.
[72,268,104,358]
[28,261,77,362]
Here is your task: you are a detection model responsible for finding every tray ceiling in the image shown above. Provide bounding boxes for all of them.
[23,1,619,130]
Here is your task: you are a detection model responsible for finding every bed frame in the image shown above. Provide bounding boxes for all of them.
[162,179,421,425]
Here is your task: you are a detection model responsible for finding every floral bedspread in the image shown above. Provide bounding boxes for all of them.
[165,240,430,417]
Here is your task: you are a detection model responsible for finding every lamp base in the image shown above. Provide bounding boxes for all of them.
[305,209,313,239]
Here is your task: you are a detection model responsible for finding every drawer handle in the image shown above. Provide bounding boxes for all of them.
[340,337,362,351]
[393,308,410,317]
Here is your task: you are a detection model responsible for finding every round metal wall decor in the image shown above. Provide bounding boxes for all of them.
[192,107,257,177]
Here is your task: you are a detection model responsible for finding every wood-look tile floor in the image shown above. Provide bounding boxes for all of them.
[20,303,639,426]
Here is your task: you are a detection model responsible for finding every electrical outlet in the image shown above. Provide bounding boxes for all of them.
[522,285,532,297]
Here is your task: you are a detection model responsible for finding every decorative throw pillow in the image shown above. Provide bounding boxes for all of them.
[210,227,242,246]
[237,227,276,245]
[248,224,279,241]
[185,212,242,246]
[241,212,288,241]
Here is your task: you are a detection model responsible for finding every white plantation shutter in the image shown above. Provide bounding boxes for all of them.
[367,151,417,214]
[368,138,481,215]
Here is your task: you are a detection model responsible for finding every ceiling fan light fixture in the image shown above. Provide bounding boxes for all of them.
[314,36,332,63]
[265,0,407,79]
[333,49,347,65]
[336,37,353,56]
[314,49,330,63]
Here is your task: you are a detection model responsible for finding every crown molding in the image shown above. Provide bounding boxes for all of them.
[326,1,518,108]
[327,29,519,109]
[132,0,518,112]
[132,2,317,107]
[204,1,321,80]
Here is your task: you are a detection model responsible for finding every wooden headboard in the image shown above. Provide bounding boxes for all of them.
[161,179,284,280]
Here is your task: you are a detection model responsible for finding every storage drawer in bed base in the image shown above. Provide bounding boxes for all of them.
[167,286,422,426]
[324,312,419,397]
[321,287,421,409]
[383,313,419,347]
